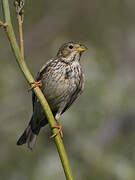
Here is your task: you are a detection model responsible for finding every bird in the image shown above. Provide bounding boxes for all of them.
[17,41,87,150]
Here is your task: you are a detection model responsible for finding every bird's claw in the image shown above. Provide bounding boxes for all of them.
[0,22,8,28]
[28,80,42,91]
[50,125,63,138]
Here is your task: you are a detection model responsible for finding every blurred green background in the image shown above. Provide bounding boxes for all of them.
[1,0,135,179]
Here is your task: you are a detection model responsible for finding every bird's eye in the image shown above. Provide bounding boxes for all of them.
[69,45,73,49]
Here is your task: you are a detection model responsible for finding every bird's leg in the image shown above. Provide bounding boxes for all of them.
[50,114,63,138]
[55,117,63,138]
[28,80,42,91]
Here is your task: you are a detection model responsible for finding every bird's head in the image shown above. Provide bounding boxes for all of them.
[57,42,87,63]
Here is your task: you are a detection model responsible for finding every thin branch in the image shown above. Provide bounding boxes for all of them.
[14,0,24,57]
[1,0,74,180]
[17,15,24,57]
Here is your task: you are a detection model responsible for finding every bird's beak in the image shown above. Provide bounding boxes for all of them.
[76,45,87,52]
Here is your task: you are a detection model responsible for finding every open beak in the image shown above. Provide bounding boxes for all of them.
[76,44,87,52]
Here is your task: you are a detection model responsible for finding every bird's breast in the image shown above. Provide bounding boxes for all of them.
[41,61,83,110]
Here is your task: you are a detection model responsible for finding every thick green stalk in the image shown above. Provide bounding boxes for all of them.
[1,0,74,179]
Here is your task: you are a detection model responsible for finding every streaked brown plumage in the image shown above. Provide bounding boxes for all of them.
[17,41,87,149]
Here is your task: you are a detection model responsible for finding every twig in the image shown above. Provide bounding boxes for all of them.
[17,15,24,57]
[1,0,74,180]
[14,0,24,57]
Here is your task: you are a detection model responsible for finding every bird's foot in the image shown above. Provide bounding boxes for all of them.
[28,80,42,91]
[50,124,63,138]
[0,22,8,28]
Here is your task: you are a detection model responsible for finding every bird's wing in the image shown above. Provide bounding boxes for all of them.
[36,58,54,81]
[32,58,54,109]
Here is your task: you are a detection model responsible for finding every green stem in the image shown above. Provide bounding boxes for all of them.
[15,0,24,57]
[1,0,74,180]
[17,15,24,57]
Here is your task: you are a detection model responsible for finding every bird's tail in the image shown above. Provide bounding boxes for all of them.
[17,124,37,150]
